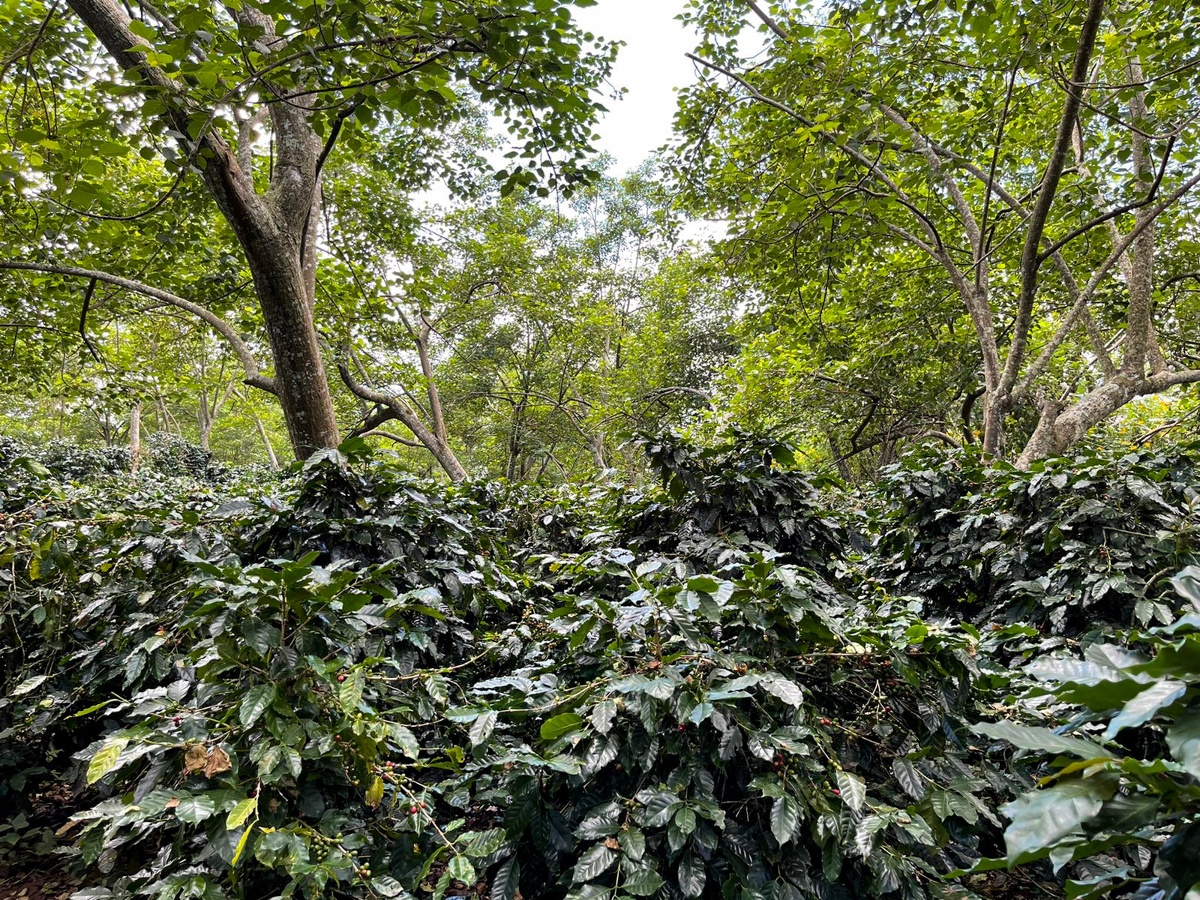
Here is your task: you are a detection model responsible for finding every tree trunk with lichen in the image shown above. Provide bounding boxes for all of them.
[67,0,340,460]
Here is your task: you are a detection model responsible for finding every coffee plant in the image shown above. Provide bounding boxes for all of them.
[0,434,1197,899]
[967,566,1200,899]
[863,444,1200,635]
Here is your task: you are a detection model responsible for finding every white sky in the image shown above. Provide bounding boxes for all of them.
[418,1,714,224]
[572,0,701,173]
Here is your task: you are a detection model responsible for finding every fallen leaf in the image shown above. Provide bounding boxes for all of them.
[55,818,83,837]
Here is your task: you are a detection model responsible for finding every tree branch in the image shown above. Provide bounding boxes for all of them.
[746,0,790,41]
[0,260,275,393]
[1037,134,1174,265]
[999,0,1106,406]
[363,429,424,448]
[66,0,269,237]
[1122,57,1157,376]
[1141,369,1200,392]
[335,357,467,481]
[1013,171,1200,399]
[78,278,104,364]
[686,52,953,260]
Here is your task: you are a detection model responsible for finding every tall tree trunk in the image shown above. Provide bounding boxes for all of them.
[256,417,281,470]
[67,0,340,460]
[129,401,143,473]
[239,229,339,457]
[197,384,211,451]
[588,433,607,471]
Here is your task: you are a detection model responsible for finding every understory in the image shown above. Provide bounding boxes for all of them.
[1,433,1199,900]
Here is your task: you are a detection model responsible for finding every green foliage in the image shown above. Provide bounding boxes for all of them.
[673,0,1200,463]
[969,567,1200,898]
[0,434,271,483]
[1,0,625,465]
[0,436,997,898]
[636,430,844,572]
[862,443,1200,635]
[339,170,737,481]
[3,434,1200,898]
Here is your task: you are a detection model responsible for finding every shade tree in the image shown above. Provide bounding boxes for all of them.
[0,0,616,458]
[674,0,1200,464]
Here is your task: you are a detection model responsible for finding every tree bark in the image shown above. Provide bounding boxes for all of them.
[198,386,211,451]
[1017,376,1137,466]
[240,220,340,458]
[65,0,340,460]
[129,401,143,473]
[989,0,1107,457]
[256,417,281,470]
[415,317,451,445]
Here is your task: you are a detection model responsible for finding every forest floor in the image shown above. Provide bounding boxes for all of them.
[0,782,79,900]
[0,867,76,900]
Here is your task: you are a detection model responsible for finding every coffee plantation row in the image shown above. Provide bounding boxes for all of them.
[2,433,1198,900]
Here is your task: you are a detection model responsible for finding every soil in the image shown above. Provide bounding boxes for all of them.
[0,867,77,900]
[0,782,81,900]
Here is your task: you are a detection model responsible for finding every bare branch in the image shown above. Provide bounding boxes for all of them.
[1122,57,1157,376]
[0,260,275,393]
[978,57,1020,288]
[78,278,104,364]
[879,104,981,259]
[1037,135,1174,265]
[237,109,268,180]
[335,357,467,481]
[746,0,790,41]
[1013,171,1200,399]
[363,429,424,448]
[1142,368,1200,392]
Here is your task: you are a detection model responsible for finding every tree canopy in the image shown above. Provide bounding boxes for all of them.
[4,1,1200,898]
[3,0,1199,474]
[1,0,618,459]
[674,0,1200,467]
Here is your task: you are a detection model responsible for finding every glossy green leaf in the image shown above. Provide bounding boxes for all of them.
[469,710,498,746]
[1167,704,1200,777]
[491,857,520,900]
[448,855,476,885]
[1001,778,1115,864]
[572,844,617,883]
[972,720,1114,760]
[226,797,257,830]
[239,684,275,728]
[837,771,866,813]
[1105,680,1188,738]
[771,795,800,845]
[175,793,218,824]
[540,713,584,741]
[678,853,705,898]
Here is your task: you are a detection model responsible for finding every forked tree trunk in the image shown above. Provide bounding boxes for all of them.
[67,0,341,460]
